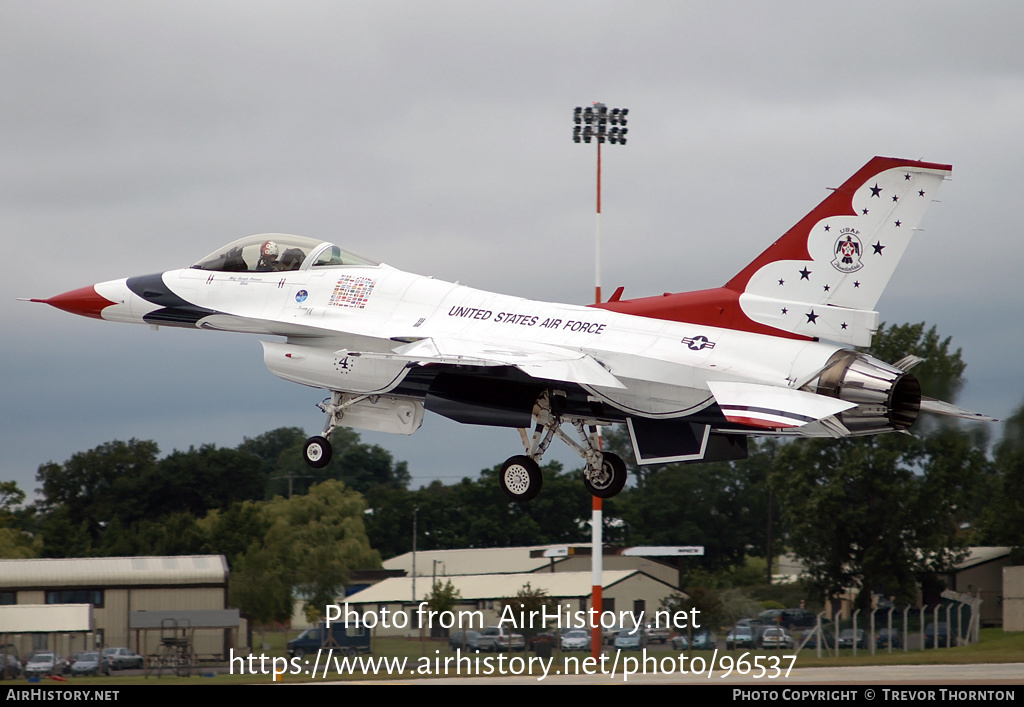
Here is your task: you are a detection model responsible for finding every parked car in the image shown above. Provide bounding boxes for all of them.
[875,628,903,649]
[725,626,755,649]
[528,632,556,651]
[481,626,525,652]
[924,622,950,649]
[614,627,644,651]
[449,630,498,653]
[70,652,111,677]
[779,609,819,629]
[838,629,868,650]
[801,630,836,649]
[287,622,371,658]
[2,654,22,680]
[761,627,794,650]
[24,652,65,678]
[101,647,144,670]
[561,629,591,651]
[603,625,626,645]
[672,629,716,650]
[736,618,771,646]
[643,622,670,644]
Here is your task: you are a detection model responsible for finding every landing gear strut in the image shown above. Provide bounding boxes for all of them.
[498,391,628,502]
[302,391,375,469]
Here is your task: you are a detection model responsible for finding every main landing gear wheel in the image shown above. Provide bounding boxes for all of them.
[303,436,333,469]
[500,455,543,503]
[584,452,627,499]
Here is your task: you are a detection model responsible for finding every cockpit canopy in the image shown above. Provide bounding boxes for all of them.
[190,234,378,273]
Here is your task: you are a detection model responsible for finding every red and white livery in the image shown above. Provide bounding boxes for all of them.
[30,157,993,501]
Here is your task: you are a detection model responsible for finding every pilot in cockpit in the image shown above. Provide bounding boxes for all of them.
[256,240,283,271]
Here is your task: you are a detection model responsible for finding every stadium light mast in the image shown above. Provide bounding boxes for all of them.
[573,102,628,304]
[572,101,628,660]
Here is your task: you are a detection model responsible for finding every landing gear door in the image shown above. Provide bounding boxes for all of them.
[626,417,747,465]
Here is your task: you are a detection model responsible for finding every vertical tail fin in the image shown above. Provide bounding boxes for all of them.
[595,157,951,347]
[724,156,951,345]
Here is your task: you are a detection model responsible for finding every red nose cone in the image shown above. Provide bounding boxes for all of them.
[32,285,115,320]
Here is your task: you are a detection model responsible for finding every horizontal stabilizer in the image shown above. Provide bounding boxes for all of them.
[920,397,997,422]
[708,380,855,430]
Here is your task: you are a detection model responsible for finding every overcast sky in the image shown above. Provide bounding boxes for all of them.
[3,1,1022,497]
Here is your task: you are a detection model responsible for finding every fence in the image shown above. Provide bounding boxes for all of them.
[798,591,982,658]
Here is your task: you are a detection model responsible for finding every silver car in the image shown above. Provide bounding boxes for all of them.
[561,629,591,651]
[24,652,64,678]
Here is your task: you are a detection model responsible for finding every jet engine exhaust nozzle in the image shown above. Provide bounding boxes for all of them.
[815,351,921,434]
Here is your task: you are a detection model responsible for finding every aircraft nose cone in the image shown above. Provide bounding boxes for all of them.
[32,285,116,320]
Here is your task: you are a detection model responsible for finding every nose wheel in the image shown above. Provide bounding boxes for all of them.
[303,435,333,469]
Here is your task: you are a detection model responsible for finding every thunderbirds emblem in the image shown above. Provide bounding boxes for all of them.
[831,229,864,273]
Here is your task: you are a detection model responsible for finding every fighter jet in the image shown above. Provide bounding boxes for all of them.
[30,157,993,501]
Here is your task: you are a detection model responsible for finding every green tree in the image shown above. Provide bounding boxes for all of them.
[425,579,462,638]
[142,445,266,518]
[0,527,40,559]
[0,481,25,523]
[34,439,159,547]
[502,582,556,645]
[660,586,723,640]
[230,543,295,631]
[260,480,381,622]
[978,400,1024,558]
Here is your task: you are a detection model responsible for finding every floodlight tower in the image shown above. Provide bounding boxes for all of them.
[573,102,628,660]
[573,103,628,304]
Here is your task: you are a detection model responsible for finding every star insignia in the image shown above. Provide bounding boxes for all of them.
[841,322,848,330]
[870,184,882,197]
[823,284,830,292]
[781,307,788,315]
[778,279,785,286]
[894,220,901,227]
[805,310,819,324]
[904,173,911,180]
[872,241,885,255]
[892,194,899,202]
[853,281,861,288]
[799,267,811,280]
[919,190,925,197]
[862,208,870,215]
[823,224,830,232]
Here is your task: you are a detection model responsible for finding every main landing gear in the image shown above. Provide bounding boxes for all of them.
[499,392,628,503]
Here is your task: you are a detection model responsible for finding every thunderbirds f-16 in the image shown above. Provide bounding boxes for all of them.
[29,157,993,501]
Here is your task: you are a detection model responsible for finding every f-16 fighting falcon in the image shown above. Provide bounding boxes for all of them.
[29,157,993,501]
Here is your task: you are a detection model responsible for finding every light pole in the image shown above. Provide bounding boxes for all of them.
[573,102,628,659]
[573,103,628,304]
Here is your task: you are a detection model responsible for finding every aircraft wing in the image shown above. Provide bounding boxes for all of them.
[344,336,627,389]
[707,380,856,430]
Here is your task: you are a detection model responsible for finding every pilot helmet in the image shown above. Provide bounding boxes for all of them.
[261,240,280,260]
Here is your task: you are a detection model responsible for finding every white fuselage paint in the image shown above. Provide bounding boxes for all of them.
[96,262,847,428]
